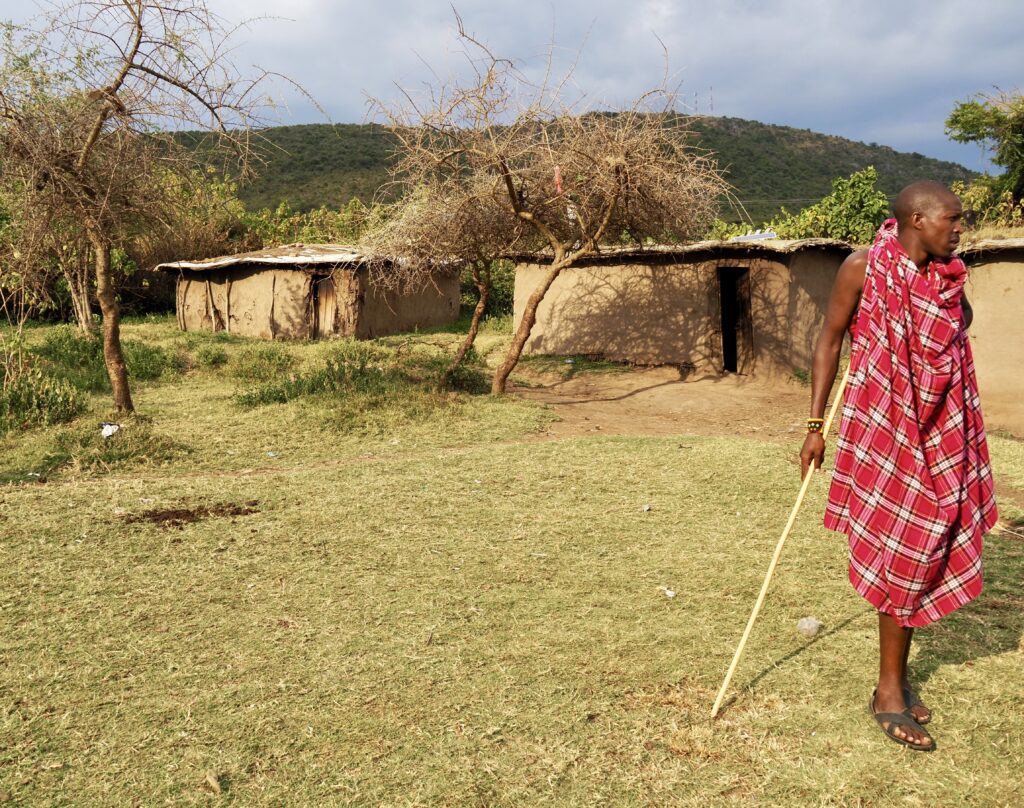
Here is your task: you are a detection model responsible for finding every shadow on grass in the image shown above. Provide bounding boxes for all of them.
[719,611,870,716]
[724,535,1024,716]
[913,534,1024,684]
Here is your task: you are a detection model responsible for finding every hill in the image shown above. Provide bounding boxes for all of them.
[230,118,975,222]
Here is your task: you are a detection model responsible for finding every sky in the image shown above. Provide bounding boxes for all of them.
[4,0,1021,172]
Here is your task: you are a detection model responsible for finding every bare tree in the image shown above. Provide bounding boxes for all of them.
[0,1,286,411]
[366,18,728,393]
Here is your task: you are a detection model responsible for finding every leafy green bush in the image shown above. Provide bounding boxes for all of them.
[234,340,480,433]
[459,260,515,317]
[235,342,390,406]
[952,180,1024,228]
[230,344,298,382]
[194,344,229,368]
[32,326,108,391]
[32,325,183,390]
[767,167,889,243]
[122,341,182,380]
[0,367,84,435]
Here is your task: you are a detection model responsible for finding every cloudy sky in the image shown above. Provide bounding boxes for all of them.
[5,1,1021,172]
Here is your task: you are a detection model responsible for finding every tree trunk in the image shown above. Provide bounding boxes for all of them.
[89,231,134,412]
[63,252,94,335]
[446,263,490,378]
[491,260,566,394]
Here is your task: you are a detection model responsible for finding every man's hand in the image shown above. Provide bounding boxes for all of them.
[800,432,825,478]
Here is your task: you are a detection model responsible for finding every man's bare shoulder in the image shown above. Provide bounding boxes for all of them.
[837,249,869,291]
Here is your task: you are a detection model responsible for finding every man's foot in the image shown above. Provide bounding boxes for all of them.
[869,689,934,751]
[902,684,931,725]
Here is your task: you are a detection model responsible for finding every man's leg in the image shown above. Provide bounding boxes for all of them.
[872,613,933,747]
[900,627,931,723]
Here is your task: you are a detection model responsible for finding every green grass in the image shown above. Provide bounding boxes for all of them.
[519,353,633,380]
[0,318,1022,806]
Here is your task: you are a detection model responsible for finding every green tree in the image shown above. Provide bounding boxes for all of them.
[768,167,889,243]
[946,90,1024,205]
[1,1,283,412]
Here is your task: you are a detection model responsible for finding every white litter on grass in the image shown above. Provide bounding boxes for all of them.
[658,585,676,598]
[266,451,280,458]
[100,422,121,438]
[642,504,652,512]
[797,616,824,638]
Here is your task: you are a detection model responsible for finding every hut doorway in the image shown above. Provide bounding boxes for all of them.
[717,266,753,373]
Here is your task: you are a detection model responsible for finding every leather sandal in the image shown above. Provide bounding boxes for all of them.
[869,691,934,752]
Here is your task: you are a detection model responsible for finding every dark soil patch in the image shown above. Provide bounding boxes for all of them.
[123,500,259,529]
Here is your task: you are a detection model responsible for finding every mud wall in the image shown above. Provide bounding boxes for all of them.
[356,269,461,339]
[965,253,1024,436]
[176,268,316,339]
[514,251,845,374]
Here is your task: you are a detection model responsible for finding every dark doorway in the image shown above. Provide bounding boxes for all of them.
[717,267,753,373]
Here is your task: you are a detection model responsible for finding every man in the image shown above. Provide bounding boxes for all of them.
[800,181,998,751]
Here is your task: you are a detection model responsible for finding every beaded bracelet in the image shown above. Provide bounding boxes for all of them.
[806,418,824,434]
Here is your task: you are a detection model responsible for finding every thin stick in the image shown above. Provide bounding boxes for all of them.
[710,362,853,719]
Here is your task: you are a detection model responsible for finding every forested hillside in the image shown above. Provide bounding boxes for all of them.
[225,118,975,221]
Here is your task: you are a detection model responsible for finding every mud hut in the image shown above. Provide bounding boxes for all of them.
[157,244,460,340]
[960,237,1024,436]
[512,238,851,377]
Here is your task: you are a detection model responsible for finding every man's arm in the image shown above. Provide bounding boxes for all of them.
[961,292,973,330]
[799,250,867,477]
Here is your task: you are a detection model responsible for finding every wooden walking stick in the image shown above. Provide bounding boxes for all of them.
[710,363,853,719]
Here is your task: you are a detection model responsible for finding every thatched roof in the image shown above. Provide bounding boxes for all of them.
[959,237,1024,258]
[507,237,852,265]
[155,243,365,273]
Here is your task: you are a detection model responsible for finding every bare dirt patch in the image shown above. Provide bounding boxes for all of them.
[123,500,260,529]
[512,366,814,443]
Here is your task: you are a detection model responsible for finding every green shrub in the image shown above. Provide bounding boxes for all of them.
[234,340,475,433]
[768,167,889,243]
[32,325,183,390]
[0,367,84,435]
[460,260,515,317]
[235,342,391,406]
[122,341,182,380]
[230,344,298,382]
[195,344,229,367]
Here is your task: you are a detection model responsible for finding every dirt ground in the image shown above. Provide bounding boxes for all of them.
[512,366,815,444]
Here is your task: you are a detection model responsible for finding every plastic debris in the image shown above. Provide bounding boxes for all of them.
[659,585,676,598]
[266,451,279,458]
[797,616,824,638]
[100,422,121,438]
[642,504,652,512]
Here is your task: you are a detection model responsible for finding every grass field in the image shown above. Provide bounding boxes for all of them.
[1,317,1022,806]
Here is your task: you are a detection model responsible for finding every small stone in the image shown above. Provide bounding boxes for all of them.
[797,617,824,638]
[642,504,652,512]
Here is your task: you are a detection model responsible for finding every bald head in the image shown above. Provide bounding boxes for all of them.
[893,181,960,228]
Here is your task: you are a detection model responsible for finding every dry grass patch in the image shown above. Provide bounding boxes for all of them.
[0,319,1022,805]
[1,435,1022,805]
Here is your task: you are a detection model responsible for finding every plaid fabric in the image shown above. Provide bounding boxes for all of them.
[824,219,997,627]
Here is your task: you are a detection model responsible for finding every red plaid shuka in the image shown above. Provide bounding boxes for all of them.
[825,219,998,627]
